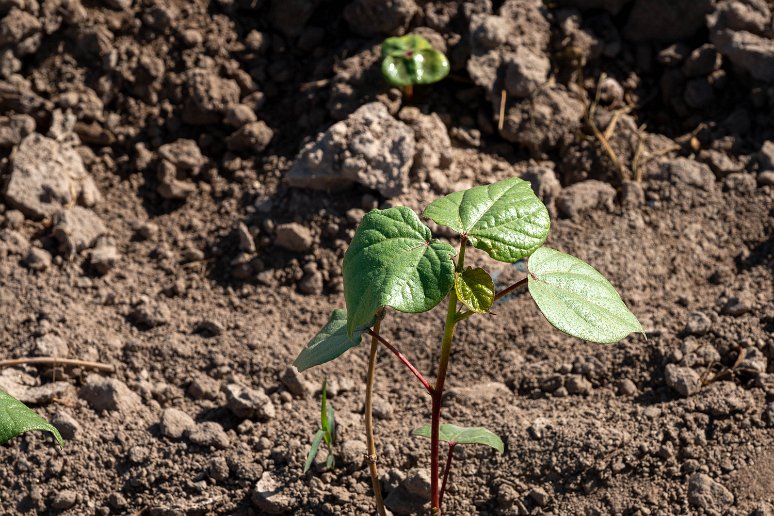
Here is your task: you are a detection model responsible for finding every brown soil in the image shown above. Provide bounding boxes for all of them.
[0,0,773,515]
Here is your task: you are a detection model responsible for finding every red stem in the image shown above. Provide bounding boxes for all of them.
[493,276,529,301]
[367,329,434,395]
[439,443,456,507]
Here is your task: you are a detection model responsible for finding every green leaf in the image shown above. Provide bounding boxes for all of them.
[293,309,373,371]
[423,177,550,263]
[381,35,450,86]
[325,451,335,470]
[0,390,63,447]
[304,430,325,473]
[455,267,494,313]
[527,246,644,344]
[412,423,504,453]
[320,379,328,434]
[325,405,335,447]
[343,206,456,336]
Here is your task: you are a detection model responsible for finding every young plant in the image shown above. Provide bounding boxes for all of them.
[293,177,642,514]
[303,379,336,473]
[381,34,450,99]
[0,389,63,447]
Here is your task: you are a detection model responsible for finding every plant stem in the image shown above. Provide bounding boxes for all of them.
[439,443,456,507]
[366,329,433,395]
[431,238,466,514]
[364,320,387,516]
[0,356,115,372]
[456,276,529,323]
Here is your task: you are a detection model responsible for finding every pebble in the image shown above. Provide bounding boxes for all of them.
[237,222,256,253]
[371,395,394,420]
[78,376,142,413]
[252,472,295,514]
[159,408,195,439]
[49,490,78,510]
[738,347,767,375]
[224,383,275,420]
[34,334,68,357]
[617,379,638,396]
[274,222,313,252]
[565,374,592,395]
[687,473,734,513]
[280,366,310,398]
[188,422,230,449]
[684,311,712,336]
[529,486,550,507]
[22,247,51,271]
[52,206,107,255]
[339,439,367,469]
[208,456,230,482]
[51,411,81,440]
[721,294,753,316]
[664,364,701,397]
[89,239,120,275]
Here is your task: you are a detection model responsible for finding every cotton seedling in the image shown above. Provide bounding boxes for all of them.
[381,34,449,99]
[303,379,336,473]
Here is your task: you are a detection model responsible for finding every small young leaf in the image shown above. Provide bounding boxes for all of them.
[423,178,550,263]
[304,430,325,473]
[320,379,328,434]
[0,390,63,447]
[325,451,335,470]
[455,267,494,313]
[343,206,456,336]
[381,35,450,87]
[293,309,373,371]
[326,404,335,445]
[412,423,504,453]
[527,246,644,343]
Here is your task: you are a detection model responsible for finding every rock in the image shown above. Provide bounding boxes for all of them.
[529,487,550,507]
[274,223,313,253]
[4,133,91,220]
[710,1,774,82]
[695,381,753,417]
[22,247,52,271]
[724,172,757,193]
[738,347,767,375]
[158,139,205,175]
[195,319,224,337]
[699,149,743,178]
[52,207,107,255]
[722,294,753,316]
[687,473,734,513]
[159,408,196,439]
[280,366,310,398]
[224,104,257,128]
[665,158,715,190]
[505,46,550,98]
[286,102,415,198]
[49,490,77,511]
[129,298,170,328]
[398,107,456,192]
[521,165,562,209]
[34,334,68,358]
[227,121,273,153]
[89,238,120,275]
[757,140,774,171]
[556,180,616,218]
[385,469,431,515]
[683,44,722,77]
[501,87,584,156]
[664,364,701,397]
[624,0,713,42]
[684,311,712,336]
[182,68,241,125]
[0,8,41,56]
[339,439,367,469]
[566,375,592,395]
[79,376,142,413]
[157,159,197,200]
[372,395,394,420]
[187,375,221,400]
[51,411,81,440]
[224,383,275,420]
[299,269,324,295]
[617,379,638,396]
[0,373,74,405]
[344,0,417,36]
[252,471,295,514]
[187,422,230,449]
[0,114,34,147]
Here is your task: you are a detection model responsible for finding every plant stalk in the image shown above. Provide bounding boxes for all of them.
[439,443,456,507]
[365,320,387,516]
[431,239,466,514]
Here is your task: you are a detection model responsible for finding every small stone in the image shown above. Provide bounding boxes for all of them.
[226,121,273,153]
[664,364,701,397]
[299,270,324,295]
[252,472,295,514]
[696,381,754,417]
[34,334,68,358]
[187,422,230,449]
[224,383,275,420]
[108,493,128,511]
[738,347,767,375]
[224,104,257,128]
[687,473,734,513]
[565,375,592,395]
[684,311,712,336]
[556,180,616,218]
[89,239,120,275]
[187,375,220,400]
[280,366,310,398]
[237,222,255,253]
[721,294,753,316]
[617,379,638,396]
[52,207,107,255]
[51,411,81,440]
[0,114,35,147]
[666,158,714,190]
[159,408,195,439]
[129,299,171,328]
[504,47,550,98]
[372,395,394,420]
[208,456,230,482]
[49,490,77,511]
[136,221,159,240]
[195,319,224,337]
[78,376,141,413]
[128,445,150,464]
[274,223,313,252]
[403,469,431,498]
[22,247,51,271]
[339,440,367,469]
[529,487,550,507]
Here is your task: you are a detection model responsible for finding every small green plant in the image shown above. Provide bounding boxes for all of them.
[381,34,449,99]
[0,389,63,447]
[303,379,336,473]
[294,177,642,514]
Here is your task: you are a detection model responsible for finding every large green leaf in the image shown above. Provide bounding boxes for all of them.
[293,309,373,371]
[343,206,456,336]
[455,267,494,313]
[0,390,63,447]
[527,246,643,343]
[381,34,450,87]
[423,178,550,263]
[412,423,504,453]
